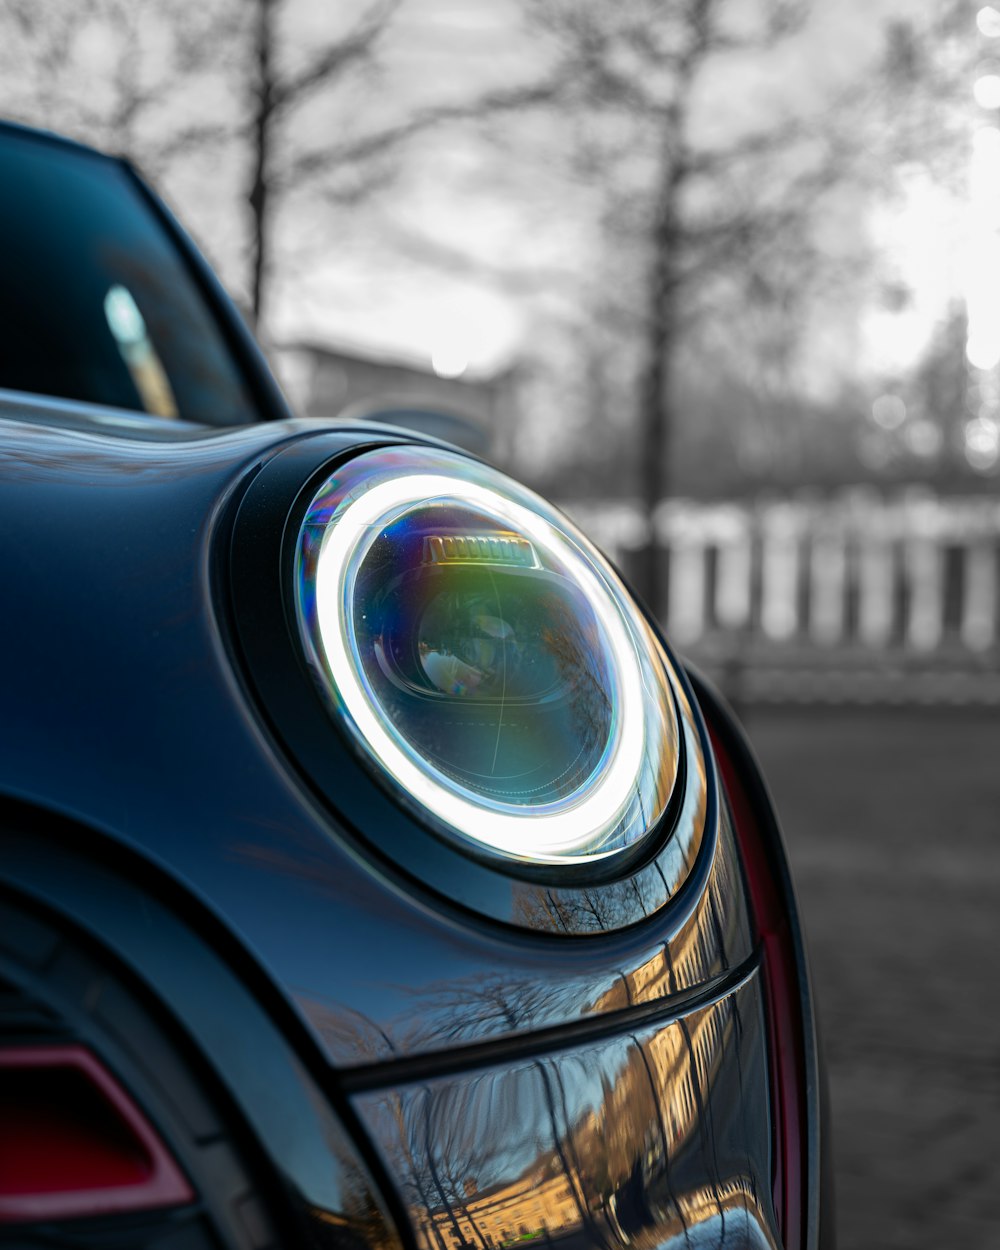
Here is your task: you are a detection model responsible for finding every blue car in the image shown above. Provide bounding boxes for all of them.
[0,119,832,1250]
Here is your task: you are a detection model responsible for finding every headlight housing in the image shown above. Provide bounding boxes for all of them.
[294,446,680,866]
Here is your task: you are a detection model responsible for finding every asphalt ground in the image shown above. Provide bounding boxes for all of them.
[742,707,1000,1250]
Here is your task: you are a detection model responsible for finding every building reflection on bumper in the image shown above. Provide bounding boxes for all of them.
[353,969,779,1250]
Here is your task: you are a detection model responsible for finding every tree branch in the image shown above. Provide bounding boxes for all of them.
[270,0,402,111]
[274,78,566,187]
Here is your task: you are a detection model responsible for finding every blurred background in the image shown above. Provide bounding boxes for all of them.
[2,0,998,1245]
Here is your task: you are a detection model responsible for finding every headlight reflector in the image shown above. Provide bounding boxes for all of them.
[295,446,679,865]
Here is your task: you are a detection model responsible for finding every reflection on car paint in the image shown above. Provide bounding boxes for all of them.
[0,408,755,1069]
[103,284,179,418]
[296,795,749,1067]
[353,973,778,1250]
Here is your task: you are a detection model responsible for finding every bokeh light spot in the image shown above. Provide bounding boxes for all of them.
[978,6,1000,37]
[904,420,943,459]
[431,345,469,379]
[966,335,1000,370]
[871,394,906,430]
[974,73,1000,109]
[965,416,1000,471]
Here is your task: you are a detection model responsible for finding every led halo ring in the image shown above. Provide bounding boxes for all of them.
[321,478,638,844]
[294,446,680,866]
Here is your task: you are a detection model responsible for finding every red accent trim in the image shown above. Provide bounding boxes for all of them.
[708,726,806,1250]
[0,1045,194,1223]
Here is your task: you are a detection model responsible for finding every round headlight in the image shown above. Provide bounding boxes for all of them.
[294,446,679,866]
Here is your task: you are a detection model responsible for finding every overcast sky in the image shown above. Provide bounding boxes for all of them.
[0,0,960,387]
[252,0,924,378]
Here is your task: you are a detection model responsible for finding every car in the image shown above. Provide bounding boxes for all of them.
[0,119,833,1250]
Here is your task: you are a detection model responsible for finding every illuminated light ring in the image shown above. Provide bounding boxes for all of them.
[313,476,645,859]
[299,449,679,865]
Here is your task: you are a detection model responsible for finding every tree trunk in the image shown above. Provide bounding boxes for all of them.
[635,180,679,621]
[247,0,275,325]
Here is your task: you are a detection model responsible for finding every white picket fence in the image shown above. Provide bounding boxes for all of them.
[564,492,1000,701]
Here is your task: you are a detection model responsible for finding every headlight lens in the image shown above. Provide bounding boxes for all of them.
[295,446,679,865]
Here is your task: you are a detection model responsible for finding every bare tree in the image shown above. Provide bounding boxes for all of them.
[519,0,858,609]
[237,0,403,322]
[1,0,563,330]
[235,0,569,324]
[0,0,221,154]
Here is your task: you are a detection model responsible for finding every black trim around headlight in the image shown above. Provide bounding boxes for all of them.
[226,434,715,936]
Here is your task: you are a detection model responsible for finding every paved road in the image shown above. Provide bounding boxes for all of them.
[744,707,1000,1250]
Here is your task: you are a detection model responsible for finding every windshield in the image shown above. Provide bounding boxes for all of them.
[0,128,257,425]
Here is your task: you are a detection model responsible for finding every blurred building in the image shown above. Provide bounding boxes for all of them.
[273,340,518,458]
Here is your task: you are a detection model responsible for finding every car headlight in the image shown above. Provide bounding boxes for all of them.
[293,445,680,866]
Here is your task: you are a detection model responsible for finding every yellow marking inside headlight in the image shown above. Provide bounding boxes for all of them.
[422,533,539,568]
